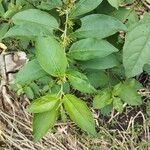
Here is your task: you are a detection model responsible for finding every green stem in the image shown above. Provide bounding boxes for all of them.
[57,82,64,99]
[62,9,69,51]
[58,6,72,98]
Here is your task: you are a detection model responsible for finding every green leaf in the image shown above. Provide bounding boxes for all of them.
[110,8,138,27]
[30,82,40,96]
[113,79,142,96]
[16,0,33,8]
[101,104,113,116]
[51,85,61,94]
[3,3,22,19]
[69,38,118,61]
[24,86,34,99]
[86,70,109,88]
[95,0,115,15]
[12,9,59,32]
[26,94,59,113]
[119,80,142,106]
[16,0,28,5]
[0,2,5,16]
[0,23,9,41]
[37,0,62,10]
[141,12,150,24]
[67,70,96,93]
[16,59,47,86]
[35,36,68,77]
[107,0,121,9]
[69,0,103,18]
[112,82,123,97]
[63,94,96,136]
[123,21,150,77]
[73,14,127,39]
[113,97,123,113]
[144,64,150,74]
[111,65,125,78]
[128,79,143,90]
[38,76,54,86]
[4,23,51,39]
[79,54,119,70]
[93,90,112,109]
[33,105,58,142]
[63,82,70,94]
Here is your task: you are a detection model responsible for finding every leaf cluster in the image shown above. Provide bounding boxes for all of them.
[0,0,149,141]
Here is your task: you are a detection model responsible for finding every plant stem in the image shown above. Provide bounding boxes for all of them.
[57,82,64,99]
[62,9,69,51]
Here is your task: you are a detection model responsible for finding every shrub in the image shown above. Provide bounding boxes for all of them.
[1,0,149,142]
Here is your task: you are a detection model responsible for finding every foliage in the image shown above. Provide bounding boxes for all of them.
[0,0,149,141]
